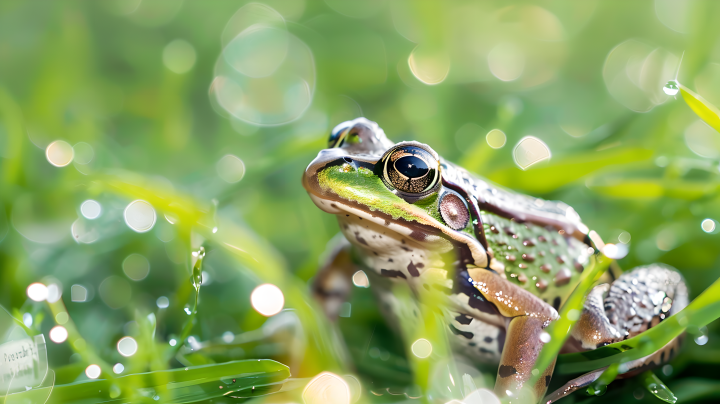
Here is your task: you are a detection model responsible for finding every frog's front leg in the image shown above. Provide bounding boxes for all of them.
[466,268,558,401]
[312,236,359,319]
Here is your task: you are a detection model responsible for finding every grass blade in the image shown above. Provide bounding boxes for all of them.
[641,370,677,404]
[677,82,720,133]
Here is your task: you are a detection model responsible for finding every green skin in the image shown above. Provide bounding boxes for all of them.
[304,118,687,403]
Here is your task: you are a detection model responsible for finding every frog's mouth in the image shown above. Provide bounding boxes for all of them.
[303,149,490,269]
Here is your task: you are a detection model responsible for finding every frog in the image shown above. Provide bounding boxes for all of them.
[302,118,689,403]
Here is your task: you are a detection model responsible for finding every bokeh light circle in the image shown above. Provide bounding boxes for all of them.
[27,283,48,302]
[123,253,150,281]
[49,326,68,343]
[212,17,315,126]
[46,140,74,167]
[486,129,507,149]
[701,219,716,233]
[163,39,197,74]
[117,336,139,357]
[85,364,101,379]
[81,200,102,220]
[250,283,285,316]
[216,154,246,183]
[124,200,157,233]
[411,338,433,358]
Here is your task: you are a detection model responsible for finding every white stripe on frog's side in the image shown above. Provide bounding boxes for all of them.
[308,193,489,268]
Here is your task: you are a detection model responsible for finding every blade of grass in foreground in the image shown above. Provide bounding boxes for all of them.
[557,275,720,374]
[523,253,611,395]
[674,81,720,133]
[1,360,289,404]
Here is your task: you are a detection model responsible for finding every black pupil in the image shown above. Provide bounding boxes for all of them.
[395,155,429,178]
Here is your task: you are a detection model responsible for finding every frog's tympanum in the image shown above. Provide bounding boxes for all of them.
[302,118,688,403]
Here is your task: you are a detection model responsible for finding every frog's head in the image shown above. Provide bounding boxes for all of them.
[303,118,489,269]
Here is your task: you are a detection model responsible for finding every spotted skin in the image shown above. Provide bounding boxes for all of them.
[302,118,690,403]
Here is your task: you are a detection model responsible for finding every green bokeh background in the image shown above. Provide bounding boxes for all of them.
[2,0,720,403]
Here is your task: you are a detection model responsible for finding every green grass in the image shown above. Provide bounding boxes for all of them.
[3,1,720,403]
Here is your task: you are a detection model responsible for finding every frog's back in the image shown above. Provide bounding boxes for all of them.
[441,160,593,306]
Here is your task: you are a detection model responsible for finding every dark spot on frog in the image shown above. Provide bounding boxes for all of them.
[423,284,430,291]
[555,268,572,286]
[498,365,517,378]
[372,235,376,238]
[484,336,493,343]
[480,348,494,354]
[331,203,337,208]
[407,262,421,277]
[552,297,561,311]
[455,314,473,325]
[381,269,406,279]
[521,254,535,262]
[372,251,378,256]
[538,235,547,242]
[545,375,552,387]
[504,227,515,236]
[556,255,566,264]
[518,264,527,269]
[343,224,349,230]
[523,239,535,247]
[401,246,412,252]
[401,239,405,244]
[449,324,474,339]
[540,264,552,273]
[409,230,427,241]
[354,232,368,246]
[358,217,362,220]
[388,258,393,262]
[574,261,584,272]
[490,226,499,234]
[469,342,476,347]
[505,254,516,262]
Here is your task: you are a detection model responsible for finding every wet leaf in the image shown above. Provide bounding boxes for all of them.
[678,82,720,134]
[641,370,677,403]
[0,360,290,404]
[586,177,720,200]
[486,147,653,193]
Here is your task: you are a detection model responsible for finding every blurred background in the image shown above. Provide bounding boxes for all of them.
[2,0,720,403]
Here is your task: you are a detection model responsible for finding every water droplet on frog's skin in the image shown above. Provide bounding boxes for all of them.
[663,80,679,96]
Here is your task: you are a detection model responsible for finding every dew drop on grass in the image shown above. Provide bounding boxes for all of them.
[585,384,607,396]
[663,80,679,96]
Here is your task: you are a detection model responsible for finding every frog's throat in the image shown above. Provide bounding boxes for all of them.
[306,191,489,269]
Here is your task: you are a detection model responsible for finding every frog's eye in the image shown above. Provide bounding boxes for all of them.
[328,121,363,148]
[328,122,352,148]
[438,190,469,230]
[376,143,441,200]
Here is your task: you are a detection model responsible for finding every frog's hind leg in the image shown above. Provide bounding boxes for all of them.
[312,236,359,320]
[570,263,688,349]
[545,264,688,403]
